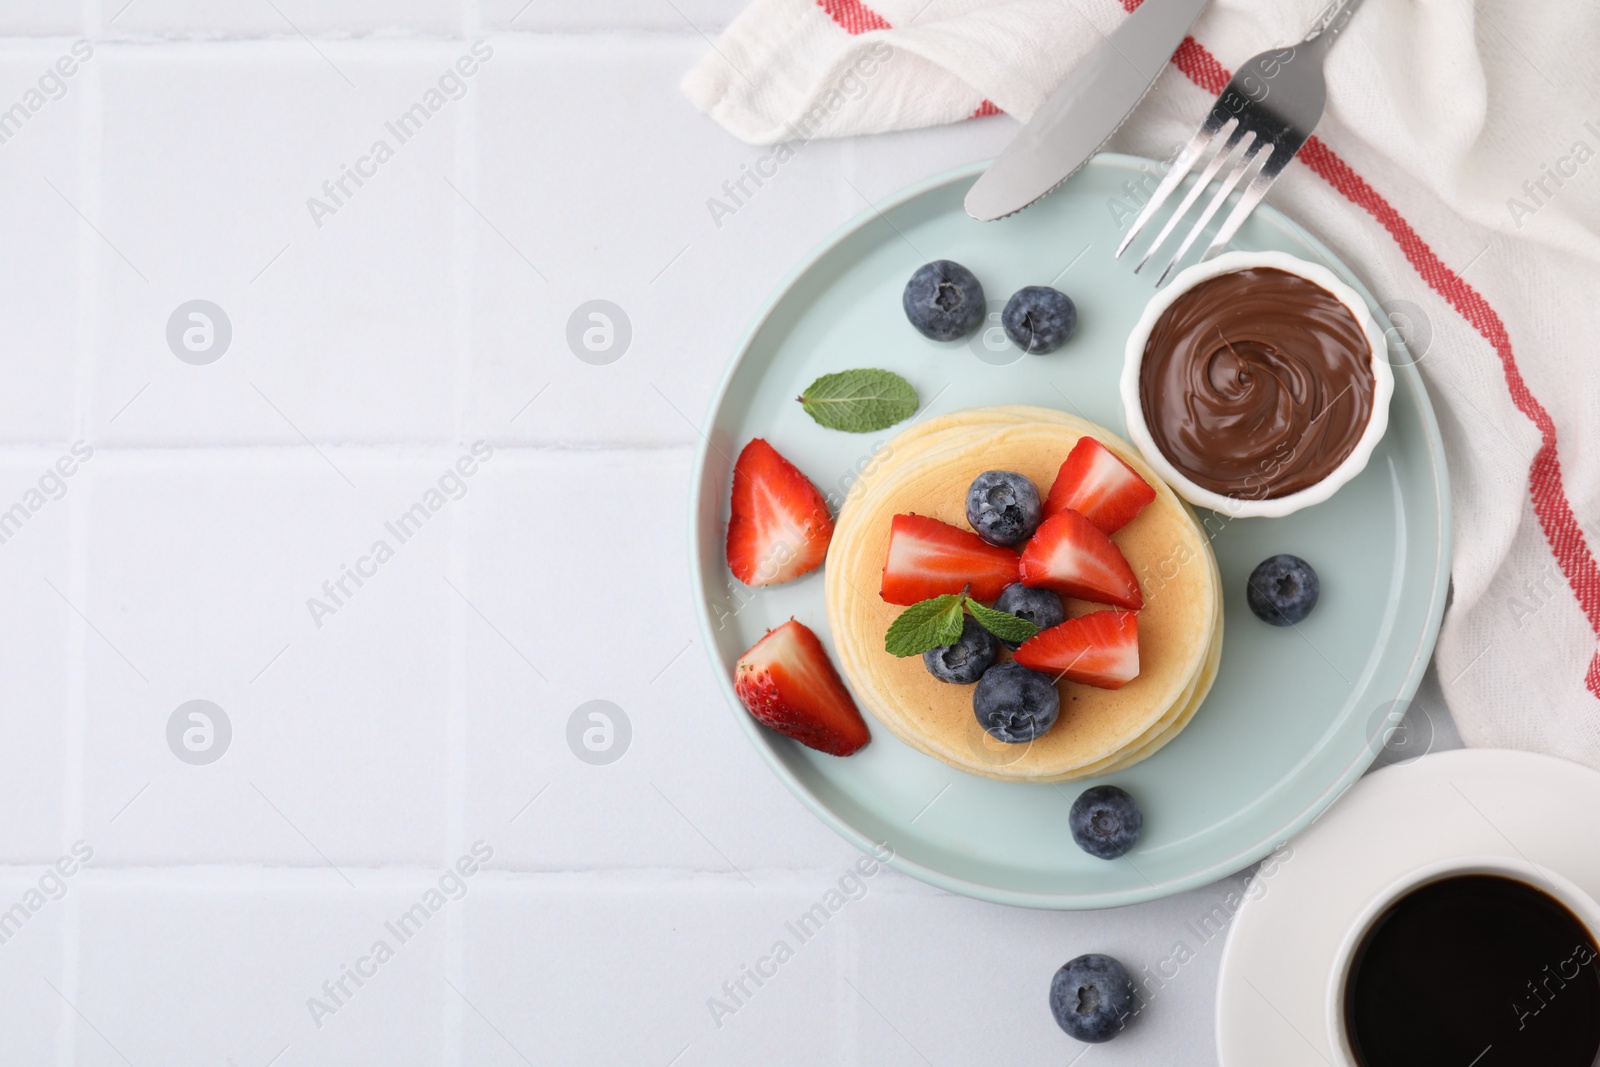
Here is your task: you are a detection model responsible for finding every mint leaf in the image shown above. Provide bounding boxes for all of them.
[799,369,918,433]
[965,597,1041,645]
[884,594,965,657]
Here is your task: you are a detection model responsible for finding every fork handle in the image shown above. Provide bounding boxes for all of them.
[1301,0,1366,48]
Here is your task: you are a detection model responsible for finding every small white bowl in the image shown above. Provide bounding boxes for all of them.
[1119,251,1393,520]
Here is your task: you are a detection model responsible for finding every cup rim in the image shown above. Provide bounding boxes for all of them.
[1119,250,1395,520]
[1322,854,1600,1065]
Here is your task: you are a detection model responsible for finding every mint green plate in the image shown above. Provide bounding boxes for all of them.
[689,156,1449,909]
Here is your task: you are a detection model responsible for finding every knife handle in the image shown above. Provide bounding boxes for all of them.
[1302,0,1366,48]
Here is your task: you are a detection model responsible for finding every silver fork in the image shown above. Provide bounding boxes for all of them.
[1115,0,1367,285]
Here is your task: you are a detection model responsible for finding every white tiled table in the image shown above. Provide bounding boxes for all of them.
[0,2,1458,1063]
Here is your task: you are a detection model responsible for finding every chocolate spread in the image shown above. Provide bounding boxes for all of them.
[1138,267,1374,500]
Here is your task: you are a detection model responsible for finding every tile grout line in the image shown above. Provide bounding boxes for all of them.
[443,3,479,1059]
[443,490,470,1067]
[0,865,951,887]
[842,892,860,1065]
[0,442,700,456]
[58,5,100,1059]
[0,27,729,45]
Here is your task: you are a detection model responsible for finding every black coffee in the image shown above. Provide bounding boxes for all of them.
[1344,874,1600,1067]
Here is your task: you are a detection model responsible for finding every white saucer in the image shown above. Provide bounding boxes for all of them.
[1215,748,1600,1064]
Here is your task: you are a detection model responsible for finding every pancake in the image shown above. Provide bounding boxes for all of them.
[825,406,1222,782]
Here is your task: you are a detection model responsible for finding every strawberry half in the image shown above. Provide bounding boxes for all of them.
[1019,509,1143,609]
[880,513,1019,605]
[1014,610,1140,689]
[734,620,870,756]
[726,438,834,586]
[1043,437,1157,534]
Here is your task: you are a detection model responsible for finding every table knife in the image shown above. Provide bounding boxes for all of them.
[964,0,1212,221]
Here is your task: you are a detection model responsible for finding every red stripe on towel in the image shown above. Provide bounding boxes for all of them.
[815,0,891,34]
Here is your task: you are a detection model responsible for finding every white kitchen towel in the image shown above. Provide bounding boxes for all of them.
[684,0,1600,766]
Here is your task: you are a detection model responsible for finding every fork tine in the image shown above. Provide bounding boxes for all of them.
[1199,150,1290,263]
[1132,120,1249,275]
[1154,135,1269,285]
[1114,115,1232,260]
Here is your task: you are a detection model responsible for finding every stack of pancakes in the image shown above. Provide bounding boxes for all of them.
[824,406,1222,783]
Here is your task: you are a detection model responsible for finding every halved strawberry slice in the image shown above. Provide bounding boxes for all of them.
[880,513,1019,605]
[727,438,834,586]
[734,620,870,756]
[1014,610,1140,689]
[1019,509,1143,609]
[1043,437,1157,534]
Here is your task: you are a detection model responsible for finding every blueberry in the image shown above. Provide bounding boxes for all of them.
[1245,554,1320,626]
[973,662,1059,743]
[992,583,1066,649]
[1069,785,1143,860]
[923,616,998,684]
[965,470,1042,547]
[1050,953,1136,1043]
[1002,286,1077,354]
[903,260,986,341]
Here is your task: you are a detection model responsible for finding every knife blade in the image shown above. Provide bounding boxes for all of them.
[964,0,1212,221]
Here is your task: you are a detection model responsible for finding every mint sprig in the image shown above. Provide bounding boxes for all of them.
[884,594,965,657]
[884,594,1042,657]
[798,369,917,433]
[966,598,1041,645]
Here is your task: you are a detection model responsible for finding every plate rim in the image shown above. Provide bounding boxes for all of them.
[687,154,1453,909]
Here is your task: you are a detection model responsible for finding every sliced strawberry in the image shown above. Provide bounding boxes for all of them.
[1014,610,1140,689]
[1043,437,1157,534]
[880,513,1019,605]
[734,620,870,756]
[726,439,834,587]
[1019,509,1143,609]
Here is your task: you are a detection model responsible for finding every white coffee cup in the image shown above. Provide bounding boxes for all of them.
[1324,854,1600,1065]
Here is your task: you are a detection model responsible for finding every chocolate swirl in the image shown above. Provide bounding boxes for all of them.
[1139,268,1374,500]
